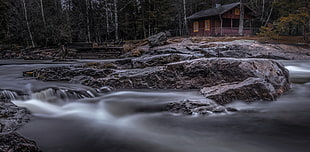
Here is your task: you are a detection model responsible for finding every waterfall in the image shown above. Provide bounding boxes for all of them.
[0,90,19,101]
[30,88,99,102]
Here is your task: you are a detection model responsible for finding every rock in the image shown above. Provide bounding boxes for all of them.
[24,66,113,81]
[0,99,40,152]
[0,132,41,152]
[147,48,193,55]
[98,86,113,93]
[0,101,31,133]
[167,99,237,115]
[70,75,95,84]
[26,58,290,103]
[201,78,281,105]
[148,32,167,47]
[131,54,199,68]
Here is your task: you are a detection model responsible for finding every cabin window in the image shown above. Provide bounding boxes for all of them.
[204,20,210,31]
[235,8,240,15]
[193,21,199,32]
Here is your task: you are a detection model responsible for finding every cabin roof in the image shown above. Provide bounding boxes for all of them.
[187,2,241,20]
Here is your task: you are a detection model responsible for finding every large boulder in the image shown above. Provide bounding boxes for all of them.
[148,32,167,47]
[27,58,290,103]
[201,77,284,105]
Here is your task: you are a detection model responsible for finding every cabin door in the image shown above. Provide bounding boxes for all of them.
[215,20,221,36]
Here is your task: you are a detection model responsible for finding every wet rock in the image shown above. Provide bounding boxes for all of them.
[131,54,199,68]
[0,101,31,133]
[199,41,310,60]
[70,75,95,84]
[25,66,114,81]
[98,86,113,93]
[167,99,237,115]
[148,32,167,47]
[146,48,194,55]
[0,90,21,101]
[201,78,280,105]
[0,132,41,152]
[0,97,40,152]
[26,58,290,103]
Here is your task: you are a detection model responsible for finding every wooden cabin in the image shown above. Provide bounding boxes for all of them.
[187,2,255,36]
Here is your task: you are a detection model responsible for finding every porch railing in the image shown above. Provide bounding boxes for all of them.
[190,27,259,36]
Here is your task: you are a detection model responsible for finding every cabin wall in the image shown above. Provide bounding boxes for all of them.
[222,7,252,19]
[189,17,214,37]
[188,7,254,36]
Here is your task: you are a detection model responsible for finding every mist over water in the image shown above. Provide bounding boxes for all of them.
[1,60,310,152]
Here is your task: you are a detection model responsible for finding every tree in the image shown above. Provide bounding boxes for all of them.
[277,7,310,40]
[22,0,35,47]
[239,0,244,35]
[113,0,119,41]
[0,0,7,43]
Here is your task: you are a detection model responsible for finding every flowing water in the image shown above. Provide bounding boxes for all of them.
[1,59,310,152]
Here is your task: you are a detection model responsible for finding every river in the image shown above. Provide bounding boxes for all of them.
[1,59,310,152]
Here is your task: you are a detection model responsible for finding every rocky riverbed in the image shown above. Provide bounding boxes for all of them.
[25,58,290,106]
[1,38,308,151]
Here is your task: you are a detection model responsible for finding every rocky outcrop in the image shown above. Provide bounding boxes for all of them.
[148,32,168,47]
[0,132,41,152]
[0,100,40,152]
[137,39,310,60]
[25,58,290,104]
[23,66,114,81]
[201,77,284,105]
[167,99,237,115]
[193,40,310,60]
[131,53,203,68]
[0,101,30,133]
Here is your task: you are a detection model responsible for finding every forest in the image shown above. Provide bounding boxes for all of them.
[0,0,309,47]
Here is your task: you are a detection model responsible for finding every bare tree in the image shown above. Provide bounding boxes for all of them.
[22,0,35,47]
[86,0,91,42]
[39,0,48,45]
[183,0,188,35]
[264,0,275,26]
[239,0,244,35]
[114,0,119,41]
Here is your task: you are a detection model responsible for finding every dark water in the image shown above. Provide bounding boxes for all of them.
[1,59,310,152]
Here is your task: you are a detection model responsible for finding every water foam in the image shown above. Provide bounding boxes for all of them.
[12,99,114,122]
[286,66,310,73]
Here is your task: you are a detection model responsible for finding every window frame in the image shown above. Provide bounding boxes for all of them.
[204,20,211,31]
[193,21,199,32]
[235,8,240,15]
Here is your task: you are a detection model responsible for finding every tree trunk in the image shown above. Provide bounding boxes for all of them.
[260,0,265,22]
[238,0,244,36]
[86,0,91,42]
[219,15,223,36]
[22,0,35,47]
[183,0,188,35]
[114,0,119,41]
[304,0,309,40]
[264,0,275,26]
[39,0,48,45]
